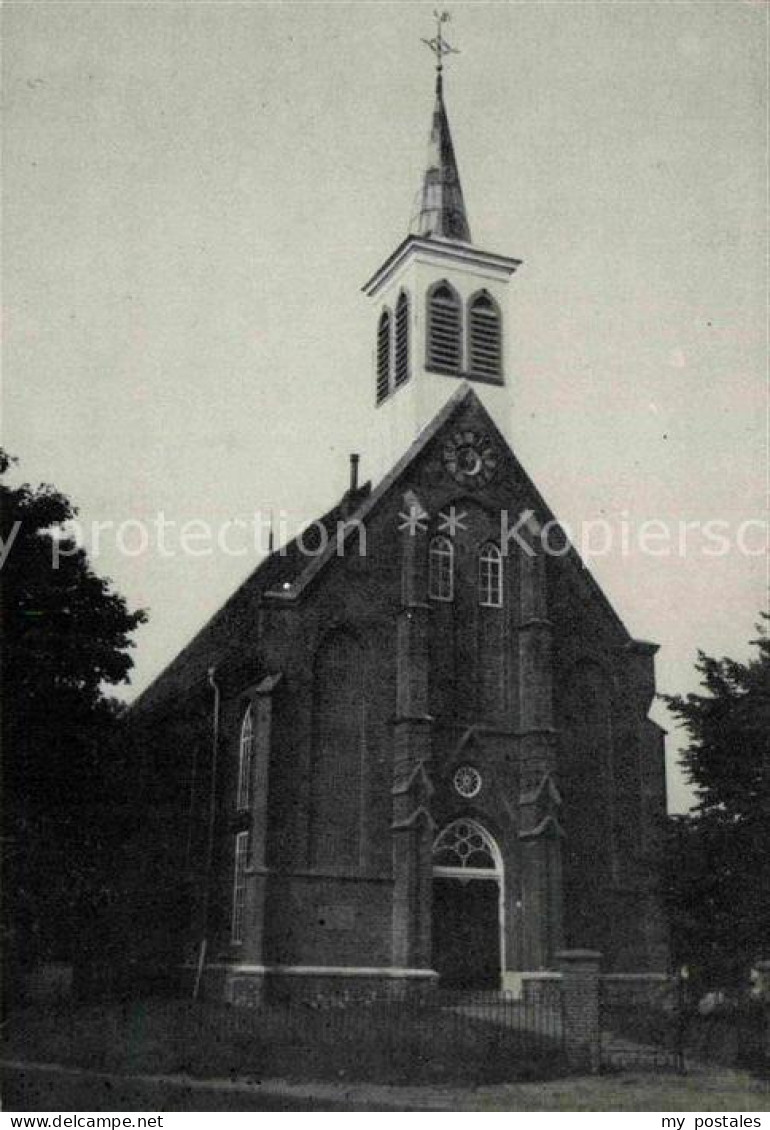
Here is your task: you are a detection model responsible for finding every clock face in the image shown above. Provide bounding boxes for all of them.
[442,430,499,488]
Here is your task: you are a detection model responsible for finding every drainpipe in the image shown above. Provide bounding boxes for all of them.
[193,665,220,999]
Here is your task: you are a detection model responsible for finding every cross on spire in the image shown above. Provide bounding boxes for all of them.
[421,10,459,88]
[411,10,471,243]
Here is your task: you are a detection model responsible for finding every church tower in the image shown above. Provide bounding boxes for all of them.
[363,15,521,480]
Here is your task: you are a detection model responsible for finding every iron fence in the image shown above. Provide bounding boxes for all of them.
[187,988,567,1083]
[210,987,564,1050]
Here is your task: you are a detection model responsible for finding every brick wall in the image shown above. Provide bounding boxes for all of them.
[558,949,602,1072]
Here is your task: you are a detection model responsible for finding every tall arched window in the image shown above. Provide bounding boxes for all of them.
[468,291,502,379]
[429,535,454,602]
[231,830,249,944]
[478,543,503,607]
[427,282,462,373]
[395,291,410,387]
[376,309,392,404]
[237,705,254,811]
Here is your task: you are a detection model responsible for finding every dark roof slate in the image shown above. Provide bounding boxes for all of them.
[129,495,356,718]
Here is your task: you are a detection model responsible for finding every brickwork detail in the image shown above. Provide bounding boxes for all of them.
[558,948,602,1072]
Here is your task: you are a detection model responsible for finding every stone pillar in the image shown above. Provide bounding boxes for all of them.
[558,949,602,1072]
[391,492,435,976]
[517,533,564,968]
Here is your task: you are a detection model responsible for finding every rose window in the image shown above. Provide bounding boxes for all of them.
[453,764,482,799]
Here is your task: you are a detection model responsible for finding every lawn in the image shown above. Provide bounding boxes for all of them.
[471,1072,770,1112]
[2,1061,769,1112]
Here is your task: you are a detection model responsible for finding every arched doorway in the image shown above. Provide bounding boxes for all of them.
[431,819,504,989]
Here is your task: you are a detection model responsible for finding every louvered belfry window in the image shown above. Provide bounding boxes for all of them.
[427,283,462,373]
[395,291,410,387]
[469,292,502,379]
[376,309,392,404]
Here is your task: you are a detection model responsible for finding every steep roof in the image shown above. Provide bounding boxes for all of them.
[128,494,362,718]
[409,72,472,243]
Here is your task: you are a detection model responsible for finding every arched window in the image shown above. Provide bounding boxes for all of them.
[427,282,462,373]
[468,291,502,379]
[376,309,392,404]
[236,705,253,811]
[395,291,410,387]
[429,535,454,602]
[478,543,503,607]
[433,819,501,873]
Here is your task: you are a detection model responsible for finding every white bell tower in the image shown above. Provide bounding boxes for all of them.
[362,14,522,482]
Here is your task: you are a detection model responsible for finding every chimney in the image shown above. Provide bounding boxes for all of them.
[349,453,360,494]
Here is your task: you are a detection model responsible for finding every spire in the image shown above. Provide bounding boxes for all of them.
[411,12,472,244]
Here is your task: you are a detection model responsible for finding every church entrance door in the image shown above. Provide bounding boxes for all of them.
[431,820,504,990]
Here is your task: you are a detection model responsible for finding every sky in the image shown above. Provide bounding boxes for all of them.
[3,0,767,814]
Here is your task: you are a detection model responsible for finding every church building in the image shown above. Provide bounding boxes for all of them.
[131,30,669,1002]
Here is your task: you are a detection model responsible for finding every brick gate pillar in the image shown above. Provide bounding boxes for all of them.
[391,492,435,976]
[558,949,602,1072]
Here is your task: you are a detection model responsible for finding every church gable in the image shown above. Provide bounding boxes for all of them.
[272,385,634,660]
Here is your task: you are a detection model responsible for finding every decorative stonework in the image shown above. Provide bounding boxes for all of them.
[433,819,498,871]
[442,429,499,487]
[453,764,482,799]
[519,772,565,841]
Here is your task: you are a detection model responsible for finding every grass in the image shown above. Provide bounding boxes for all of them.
[3,1061,770,1112]
[2,997,566,1087]
[469,1072,770,1112]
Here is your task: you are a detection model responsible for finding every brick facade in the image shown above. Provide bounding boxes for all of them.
[132,388,669,1001]
[558,949,602,1072]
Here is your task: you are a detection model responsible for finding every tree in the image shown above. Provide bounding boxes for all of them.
[1,451,146,1004]
[661,617,770,989]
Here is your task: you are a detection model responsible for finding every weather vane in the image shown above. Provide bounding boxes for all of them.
[421,10,459,76]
